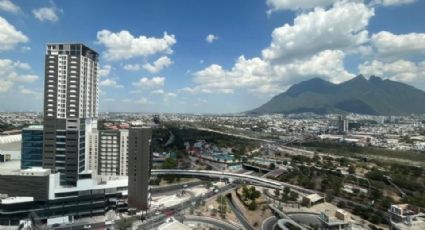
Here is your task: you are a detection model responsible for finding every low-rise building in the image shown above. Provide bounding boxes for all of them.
[389,204,425,230]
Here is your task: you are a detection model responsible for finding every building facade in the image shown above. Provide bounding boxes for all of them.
[0,168,127,226]
[21,125,44,169]
[87,129,129,176]
[42,43,99,186]
[128,127,152,210]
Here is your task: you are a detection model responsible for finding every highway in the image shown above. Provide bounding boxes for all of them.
[152,169,315,196]
[137,183,238,230]
[225,195,254,230]
[184,215,242,230]
[262,216,278,230]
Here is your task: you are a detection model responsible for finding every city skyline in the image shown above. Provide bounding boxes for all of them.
[0,0,425,113]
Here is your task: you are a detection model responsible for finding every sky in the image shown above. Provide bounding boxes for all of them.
[0,0,425,113]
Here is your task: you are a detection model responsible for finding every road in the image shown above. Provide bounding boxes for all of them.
[51,184,236,230]
[262,216,277,230]
[137,183,238,229]
[225,194,255,230]
[152,169,315,196]
[196,127,274,143]
[184,215,242,230]
[54,221,104,230]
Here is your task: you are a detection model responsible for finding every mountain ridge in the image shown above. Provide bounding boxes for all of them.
[249,76,425,115]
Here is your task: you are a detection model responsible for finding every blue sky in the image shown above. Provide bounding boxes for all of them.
[0,0,425,113]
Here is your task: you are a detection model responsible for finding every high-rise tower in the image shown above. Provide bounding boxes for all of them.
[128,127,152,210]
[42,43,99,186]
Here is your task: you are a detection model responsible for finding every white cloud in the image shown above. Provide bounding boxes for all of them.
[0,59,37,92]
[99,78,123,88]
[13,74,38,83]
[0,17,28,51]
[20,46,31,52]
[18,86,41,97]
[266,0,337,12]
[142,56,173,73]
[0,81,13,92]
[371,0,416,6]
[98,65,112,77]
[32,7,59,22]
[371,31,425,57]
[151,89,165,94]
[274,49,354,84]
[132,77,165,89]
[123,64,140,71]
[359,59,425,86]
[206,34,218,43]
[266,0,416,12]
[262,1,374,62]
[151,89,177,102]
[97,30,176,61]
[104,98,116,102]
[185,49,353,95]
[0,0,20,14]
[136,97,153,105]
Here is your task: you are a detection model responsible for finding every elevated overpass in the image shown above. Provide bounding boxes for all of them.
[151,169,315,196]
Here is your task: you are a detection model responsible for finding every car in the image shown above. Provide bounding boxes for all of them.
[52,223,60,228]
[83,224,92,229]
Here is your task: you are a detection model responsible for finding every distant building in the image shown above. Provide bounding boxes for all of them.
[389,204,425,230]
[319,210,350,230]
[21,125,43,169]
[338,115,348,134]
[128,127,152,210]
[87,129,129,176]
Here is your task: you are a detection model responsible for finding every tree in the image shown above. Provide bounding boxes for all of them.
[289,191,299,201]
[115,218,134,230]
[348,165,356,174]
[162,158,178,183]
[162,158,177,169]
[242,185,249,201]
[248,200,257,210]
[337,201,346,209]
[269,163,276,170]
[371,189,382,201]
[216,196,227,218]
[248,186,261,200]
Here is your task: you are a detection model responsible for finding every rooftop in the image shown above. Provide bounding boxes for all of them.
[0,196,34,204]
[23,125,43,130]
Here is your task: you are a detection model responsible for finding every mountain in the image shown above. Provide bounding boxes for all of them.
[249,75,425,115]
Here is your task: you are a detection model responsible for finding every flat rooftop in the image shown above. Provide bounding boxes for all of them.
[392,216,425,230]
[0,196,34,204]
[23,125,43,130]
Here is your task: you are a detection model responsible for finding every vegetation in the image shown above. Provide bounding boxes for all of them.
[281,187,299,202]
[161,158,178,183]
[298,141,425,163]
[153,124,260,158]
[114,217,135,230]
[239,185,261,210]
[216,195,228,218]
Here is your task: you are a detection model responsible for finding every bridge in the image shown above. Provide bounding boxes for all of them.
[151,169,315,196]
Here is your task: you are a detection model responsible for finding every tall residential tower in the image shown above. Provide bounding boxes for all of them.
[42,43,99,186]
[128,127,152,210]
